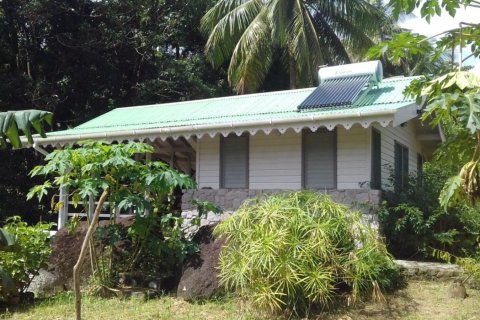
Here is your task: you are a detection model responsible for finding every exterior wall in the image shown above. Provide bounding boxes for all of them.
[197,135,220,189]
[182,188,381,228]
[337,125,370,189]
[197,127,371,190]
[249,130,302,189]
[196,121,422,192]
[372,121,422,189]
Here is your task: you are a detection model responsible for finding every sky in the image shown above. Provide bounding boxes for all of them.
[398,6,480,66]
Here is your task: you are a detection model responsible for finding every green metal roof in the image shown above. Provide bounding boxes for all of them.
[29,76,418,146]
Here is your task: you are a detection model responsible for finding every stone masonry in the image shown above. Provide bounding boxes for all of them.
[181,188,381,228]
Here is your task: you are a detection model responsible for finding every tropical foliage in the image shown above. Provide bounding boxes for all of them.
[0,217,53,295]
[27,141,198,318]
[0,227,17,302]
[201,0,393,93]
[0,0,229,224]
[0,110,52,149]
[214,191,399,316]
[27,141,198,280]
[377,0,480,208]
[367,32,451,76]
[379,162,480,259]
[0,218,52,304]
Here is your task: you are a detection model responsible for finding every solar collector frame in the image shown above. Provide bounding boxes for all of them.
[298,75,372,110]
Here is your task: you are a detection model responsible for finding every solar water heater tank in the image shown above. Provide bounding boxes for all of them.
[318,60,383,85]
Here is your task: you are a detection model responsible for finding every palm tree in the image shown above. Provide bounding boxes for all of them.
[201,0,393,93]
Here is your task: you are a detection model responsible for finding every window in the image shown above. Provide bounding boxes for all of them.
[394,141,409,191]
[302,129,336,189]
[371,128,381,189]
[220,135,249,188]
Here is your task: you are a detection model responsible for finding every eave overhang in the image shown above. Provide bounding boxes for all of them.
[22,103,418,148]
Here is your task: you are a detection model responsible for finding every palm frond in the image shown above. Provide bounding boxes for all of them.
[289,0,323,86]
[309,11,350,65]
[202,0,263,69]
[228,9,274,93]
[267,0,293,47]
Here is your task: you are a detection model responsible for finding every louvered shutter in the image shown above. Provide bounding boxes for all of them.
[303,129,336,189]
[221,135,248,188]
[394,141,409,191]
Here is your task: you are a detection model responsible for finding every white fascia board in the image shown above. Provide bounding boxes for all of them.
[24,107,405,148]
[392,103,419,126]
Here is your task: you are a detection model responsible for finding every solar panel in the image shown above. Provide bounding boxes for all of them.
[298,75,372,110]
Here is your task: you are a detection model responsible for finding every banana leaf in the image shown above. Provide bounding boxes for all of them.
[0,110,53,149]
[0,266,18,301]
[0,228,15,251]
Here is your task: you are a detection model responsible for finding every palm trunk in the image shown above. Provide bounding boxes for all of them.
[73,189,109,320]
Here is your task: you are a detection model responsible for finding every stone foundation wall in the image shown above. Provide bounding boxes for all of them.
[395,260,463,282]
[181,188,381,228]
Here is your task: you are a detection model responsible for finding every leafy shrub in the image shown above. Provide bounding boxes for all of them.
[379,162,480,259]
[214,191,398,316]
[0,216,53,293]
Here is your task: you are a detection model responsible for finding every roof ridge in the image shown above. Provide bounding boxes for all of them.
[110,87,316,112]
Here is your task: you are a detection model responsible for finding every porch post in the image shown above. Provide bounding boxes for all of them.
[144,151,151,216]
[58,186,69,230]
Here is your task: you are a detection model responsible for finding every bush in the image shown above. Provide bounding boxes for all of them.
[0,216,53,293]
[214,191,398,316]
[379,162,480,259]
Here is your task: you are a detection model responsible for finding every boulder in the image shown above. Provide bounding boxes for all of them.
[176,224,225,301]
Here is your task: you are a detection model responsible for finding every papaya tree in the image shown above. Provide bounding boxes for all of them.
[370,0,480,207]
[28,141,196,320]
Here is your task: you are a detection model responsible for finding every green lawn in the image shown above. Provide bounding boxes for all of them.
[2,281,479,320]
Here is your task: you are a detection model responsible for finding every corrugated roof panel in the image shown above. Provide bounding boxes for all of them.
[298,75,372,109]
[44,76,417,138]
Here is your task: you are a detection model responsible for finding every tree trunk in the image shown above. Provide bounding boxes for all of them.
[73,189,109,320]
[288,50,297,89]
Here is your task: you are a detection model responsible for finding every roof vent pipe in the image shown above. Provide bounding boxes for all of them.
[318,60,383,85]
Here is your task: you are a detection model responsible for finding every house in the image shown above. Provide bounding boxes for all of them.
[28,61,441,227]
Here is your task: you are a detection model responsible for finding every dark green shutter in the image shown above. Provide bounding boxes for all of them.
[394,141,409,191]
[371,129,381,189]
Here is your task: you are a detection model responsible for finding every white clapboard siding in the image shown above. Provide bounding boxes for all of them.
[197,135,220,189]
[249,130,302,189]
[221,136,248,188]
[303,130,336,189]
[372,122,422,189]
[195,122,422,191]
[337,125,369,189]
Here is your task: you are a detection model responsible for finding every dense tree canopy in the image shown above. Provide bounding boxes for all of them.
[0,0,229,223]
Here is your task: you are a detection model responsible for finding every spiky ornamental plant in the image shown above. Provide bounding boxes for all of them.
[214,191,398,316]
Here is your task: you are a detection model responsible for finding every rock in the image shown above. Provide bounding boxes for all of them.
[448,283,467,299]
[176,224,225,301]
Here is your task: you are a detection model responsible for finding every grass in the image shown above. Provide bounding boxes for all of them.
[2,281,479,320]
